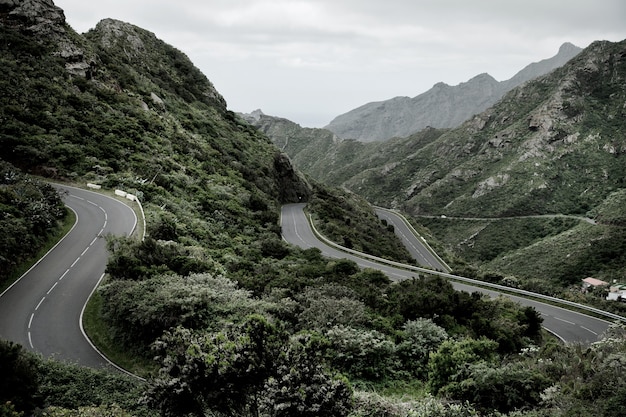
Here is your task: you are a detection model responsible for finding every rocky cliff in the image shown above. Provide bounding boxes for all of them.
[0,0,96,76]
[325,43,582,142]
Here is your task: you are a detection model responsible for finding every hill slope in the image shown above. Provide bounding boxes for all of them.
[3,3,626,417]
[248,39,626,293]
[325,42,582,142]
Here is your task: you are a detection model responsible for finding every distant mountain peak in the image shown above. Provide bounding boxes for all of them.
[559,42,580,54]
[325,43,582,142]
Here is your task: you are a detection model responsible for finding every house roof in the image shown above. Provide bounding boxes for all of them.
[582,277,609,287]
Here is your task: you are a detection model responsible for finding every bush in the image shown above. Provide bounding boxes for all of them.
[326,326,399,380]
[0,340,40,415]
[396,319,448,379]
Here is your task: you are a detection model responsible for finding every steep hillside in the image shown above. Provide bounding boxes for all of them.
[325,42,582,142]
[241,110,342,175]
[242,110,447,187]
[3,3,626,417]
[341,40,626,218]
[248,40,626,295]
[283,39,626,294]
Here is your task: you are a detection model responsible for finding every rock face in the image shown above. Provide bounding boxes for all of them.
[330,39,626,218]
[88,18,227,110]
[0,0,95,77]
[325,43,582,142]
[0,0,65,31]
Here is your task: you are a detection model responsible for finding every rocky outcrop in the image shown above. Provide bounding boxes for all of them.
[89,18,227,110]
[0,0,65,31]
[0,0,96,77]
[273,152,312,203]
[325,43,582,142]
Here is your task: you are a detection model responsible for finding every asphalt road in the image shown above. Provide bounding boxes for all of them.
[281,203,612,344]
[0,185,137,368]
[374,207,449,271]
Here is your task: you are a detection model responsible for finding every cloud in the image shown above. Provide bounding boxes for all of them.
[54,0,626,127]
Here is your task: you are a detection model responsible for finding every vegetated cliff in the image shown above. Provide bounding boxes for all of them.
[0,0,322,284]
[340,39,626,288]
[325,42,582,142]
[241,109,446,188]
[327,40,626,218]
[0,4,311,204]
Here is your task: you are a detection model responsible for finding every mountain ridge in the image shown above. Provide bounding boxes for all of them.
[324,42,582,142]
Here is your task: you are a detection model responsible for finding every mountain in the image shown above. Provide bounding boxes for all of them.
[4,2,626,416]
[269,39,626,291]
[343,40,626,218]
[241,109,446,187]
[325,42,582,142]
[246,39,626,292]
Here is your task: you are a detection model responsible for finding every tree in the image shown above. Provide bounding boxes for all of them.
[296,284,369,332]
[148,317,352,417]
[325,325,398,380]
[427,337,499,396]
[396,318,448,379]
[447,361,550,413]
[259,334,352,417]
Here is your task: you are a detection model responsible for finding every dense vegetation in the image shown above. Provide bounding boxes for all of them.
[0,162,67,287]
[2,2,626,416]
[307,185,415,264]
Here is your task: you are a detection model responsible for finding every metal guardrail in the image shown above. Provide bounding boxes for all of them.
[305,211,626,324]
[374,206,452,272]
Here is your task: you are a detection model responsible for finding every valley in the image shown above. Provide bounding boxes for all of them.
[1,1,626,416]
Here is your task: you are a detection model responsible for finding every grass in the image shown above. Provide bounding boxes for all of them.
[353,378,428,401]
[0,208,76,294]
[82,290,158,379]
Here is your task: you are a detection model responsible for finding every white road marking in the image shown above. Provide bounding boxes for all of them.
[581,326,598,335]
[35,297,45,311]
[59,269,69,280]
[28,313,34,329]
[47,282,58,295]
[71,258,80,268]
[555,317,575,325]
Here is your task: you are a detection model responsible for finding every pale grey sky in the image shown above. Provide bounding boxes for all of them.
[54,0,626,127]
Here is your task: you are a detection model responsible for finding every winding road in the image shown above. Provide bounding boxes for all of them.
[375,207,450,271]
[281,203,613,344]
[0,185,137,368]
[0,189,613,371]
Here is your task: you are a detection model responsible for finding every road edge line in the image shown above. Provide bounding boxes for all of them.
[0,206,79,300]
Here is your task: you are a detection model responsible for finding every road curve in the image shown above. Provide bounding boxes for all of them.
[281,203,611,344]
[375,207,449,271]
[0,185,137,368]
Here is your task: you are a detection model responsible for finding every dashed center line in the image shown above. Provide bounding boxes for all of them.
[28,195,109,352]
[581,325,598,335]
[59,269,69,280]
[47,282,58,295]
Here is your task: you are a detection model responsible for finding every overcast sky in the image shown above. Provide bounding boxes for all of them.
[54,0,626,127]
